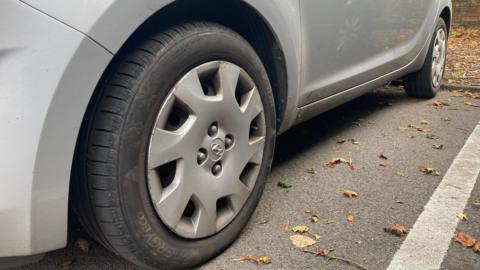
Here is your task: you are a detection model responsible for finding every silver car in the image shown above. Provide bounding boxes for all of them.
[0,0,451,269]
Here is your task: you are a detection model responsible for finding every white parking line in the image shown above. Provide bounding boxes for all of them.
[387,122,480,270]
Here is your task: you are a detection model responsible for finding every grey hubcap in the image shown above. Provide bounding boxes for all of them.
[432,28,446,88]
[147,61,266,239]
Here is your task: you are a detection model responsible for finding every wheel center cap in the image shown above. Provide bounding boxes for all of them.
[210,138,225,160]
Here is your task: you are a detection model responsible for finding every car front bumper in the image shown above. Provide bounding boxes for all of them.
[0,0,111,257]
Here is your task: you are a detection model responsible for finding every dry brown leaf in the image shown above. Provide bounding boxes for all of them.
[310,215,319,223]
[346,214,354,222]
[290,234,317,248]
[453,232,476,248]
[474,242,480,253]
[379,154,388,160]
[283,221,289,233]
[258,218,269,225]
[292,225,309,233]
[234,255,272,265]
[433,144,444,150]
[464,100,480,108]
[432,101,450,108]
[323,158,354,169]
[418,165,441,176]
[385,224,408,236]
[456,213,468,221]
[344,190,358,199]
[399,124,431,133]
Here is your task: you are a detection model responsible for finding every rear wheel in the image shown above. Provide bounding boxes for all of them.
[72,22,276,269]
[405,18,448,98]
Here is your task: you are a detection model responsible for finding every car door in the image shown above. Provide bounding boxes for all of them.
[299,0,436,106]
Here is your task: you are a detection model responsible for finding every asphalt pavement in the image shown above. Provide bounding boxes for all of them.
[15,87,480,270]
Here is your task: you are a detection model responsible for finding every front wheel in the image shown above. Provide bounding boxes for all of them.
[72,22,276,269]
[405,17,448,98]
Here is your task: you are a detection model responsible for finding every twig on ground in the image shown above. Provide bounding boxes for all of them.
[303,248,369,270]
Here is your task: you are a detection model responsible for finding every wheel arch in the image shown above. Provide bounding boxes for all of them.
[90,0,293,132]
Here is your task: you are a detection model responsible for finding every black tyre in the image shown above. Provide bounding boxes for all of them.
[405,17,448,98]
[72,22,276,269]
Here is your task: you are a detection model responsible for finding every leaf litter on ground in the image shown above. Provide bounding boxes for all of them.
[453,232,476,248]
[384,224,408,236]
[323,158,354,169]
[290,235,317,248]
[344,190,358,199]
[234,255,272,265]
[418,165,441,176]
[277,179,292,189]
[292,225,309,233]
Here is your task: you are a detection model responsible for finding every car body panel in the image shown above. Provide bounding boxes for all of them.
[299,0,437,106]
[0,0,451,259]
[0,0,112,256]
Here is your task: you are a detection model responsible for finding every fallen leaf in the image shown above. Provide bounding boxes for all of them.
[283,221,289,232]
[324,219,334,224]
[420,120,429,125]
[323,158,354,169]
[418,165,441,176]
[304,210,312,214]
[426,133,439,140]
[317,249,333,256]
[456,213,468,221]
[75,239,90,253]
[346,214,354,222]
[385,224,408,236]
[306,168,317,174]
[314,234,321,240]
[344,190,358,199]
[234,255,271,265]
[257,257,272,264]
[379,163,387,167]
[473,199,480,206]
[56,259,74,270]
[278,179,292,189]
[464,100,480,108]
[292,225,309,233]
[396,172,407,177]
[310,215,319,223]
[442,117,451,122]
[474,243,480,253]
[290,234,317,248]
[258,218,269,225]
[399,124,431,133]
[337,139,347,144]
[379,154,388,160]
[350,139,360,145]
[453,232,476,248]
[433,144,444,150]
[432,101,450,108]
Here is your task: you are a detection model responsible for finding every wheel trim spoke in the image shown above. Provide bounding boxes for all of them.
[192,196,217,237]
[228,180,251,213]
[155,177,191,230]
[148,117,195,169]
[218,62,241,109]
[242,87,264,121]
[173,70,214,115]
